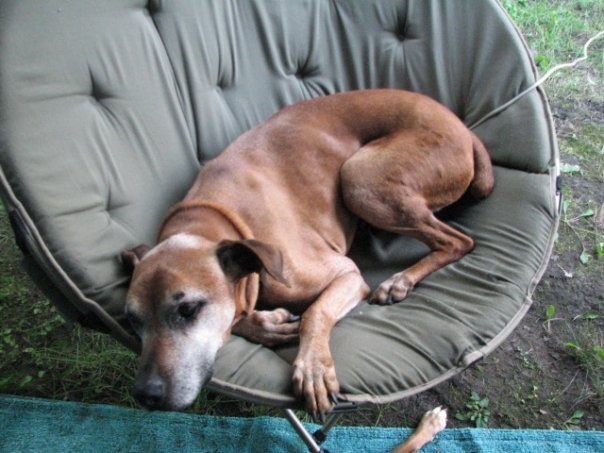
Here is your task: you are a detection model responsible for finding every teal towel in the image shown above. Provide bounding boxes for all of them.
[1,395,602,452]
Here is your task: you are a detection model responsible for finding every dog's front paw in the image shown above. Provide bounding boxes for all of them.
[370,271,413,304]
[232,308,299,346]
[292,351,339,419]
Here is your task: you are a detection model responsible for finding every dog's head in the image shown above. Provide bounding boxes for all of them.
[122,234,286,410]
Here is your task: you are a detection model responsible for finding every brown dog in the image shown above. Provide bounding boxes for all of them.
[122,89,494,419]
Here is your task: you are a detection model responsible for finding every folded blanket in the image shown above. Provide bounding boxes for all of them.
[1,395,602,452]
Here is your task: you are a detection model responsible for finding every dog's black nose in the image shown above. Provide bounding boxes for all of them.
[134,375,166,409]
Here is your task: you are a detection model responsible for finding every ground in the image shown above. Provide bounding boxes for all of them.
[0,0,602,433]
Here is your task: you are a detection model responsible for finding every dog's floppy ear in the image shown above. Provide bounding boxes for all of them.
[216,239,289,287]
[121,244,151,274]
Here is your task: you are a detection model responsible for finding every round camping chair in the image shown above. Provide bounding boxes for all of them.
[0,0,559,450]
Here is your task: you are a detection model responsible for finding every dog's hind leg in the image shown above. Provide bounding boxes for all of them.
[368,203,474,304]
[340,129,476,304]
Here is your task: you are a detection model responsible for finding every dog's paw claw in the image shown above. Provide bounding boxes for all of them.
[329,392,342,405]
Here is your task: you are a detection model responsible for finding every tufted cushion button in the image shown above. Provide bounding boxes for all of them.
[90,75,110,102]
[294,63,318,80]
[394,16,410,41]
[146,1,159,15]
[216,73,233,91]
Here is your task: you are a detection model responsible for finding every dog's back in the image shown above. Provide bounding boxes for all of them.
[185,89,492,232]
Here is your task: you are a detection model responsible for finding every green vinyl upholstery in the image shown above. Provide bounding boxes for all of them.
[0,0,559,406]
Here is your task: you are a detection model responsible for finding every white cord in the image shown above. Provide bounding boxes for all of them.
[469,30,604,130]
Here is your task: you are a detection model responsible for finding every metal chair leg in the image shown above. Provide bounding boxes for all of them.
[284,409,324,453]
[284,400,358,452]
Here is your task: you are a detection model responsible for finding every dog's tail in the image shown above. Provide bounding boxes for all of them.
[469,132,495,199]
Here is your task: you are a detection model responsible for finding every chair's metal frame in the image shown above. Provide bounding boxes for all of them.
[284,401,359,453]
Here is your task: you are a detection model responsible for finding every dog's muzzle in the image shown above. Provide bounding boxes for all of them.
[133,363,214,411]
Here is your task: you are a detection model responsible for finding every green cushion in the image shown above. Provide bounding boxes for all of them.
[0,0,558,406]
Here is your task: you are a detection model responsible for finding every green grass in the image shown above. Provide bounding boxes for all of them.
[0,206,137,405]
[501,0,604,70]
[564,323,604,399]
[561,124,604,182]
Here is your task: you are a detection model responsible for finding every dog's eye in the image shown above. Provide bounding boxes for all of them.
[177,301,205,321]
